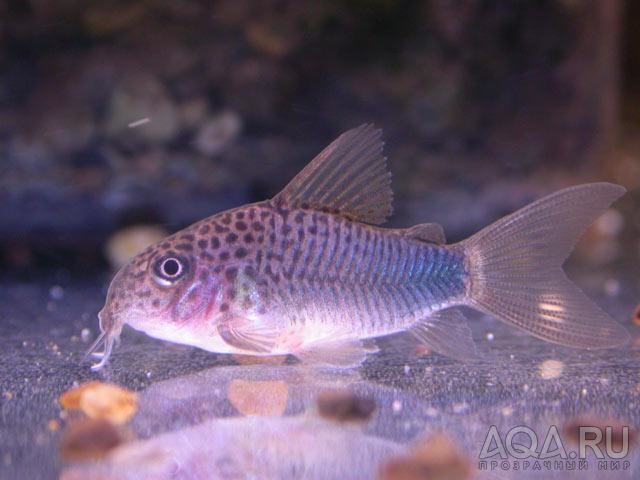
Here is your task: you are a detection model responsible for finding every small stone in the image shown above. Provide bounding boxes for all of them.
[485,332,494,341]
[632,304,640,327]
[316,390,376,423]
[59,418,125,460]
[47,419,60,432]
[245,21,298,57]
[563,416,636,451]
[593,209,624,237]
[105,73,180,145]
[604,278,620,296]
[59,381,138,425]
[179,98,209,130]
[105,225,168,269]
[193,111,242,156]
[378,433,472,480]
[227,380,288,416]
[538,359,564,380]
[49,285,64,300]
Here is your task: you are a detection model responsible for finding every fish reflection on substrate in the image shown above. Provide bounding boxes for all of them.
[86,124,629,370]
[132,364,406,436]
[59,416,401,480]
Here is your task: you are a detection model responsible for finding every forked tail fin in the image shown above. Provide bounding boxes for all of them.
[461,183,629,348]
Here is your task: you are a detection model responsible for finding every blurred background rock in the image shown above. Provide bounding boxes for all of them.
[0,0,637,271]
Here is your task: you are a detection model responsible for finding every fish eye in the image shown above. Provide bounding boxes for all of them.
[153,255,189,285]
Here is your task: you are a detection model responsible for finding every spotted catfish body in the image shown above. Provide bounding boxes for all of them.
[87,125,629,370]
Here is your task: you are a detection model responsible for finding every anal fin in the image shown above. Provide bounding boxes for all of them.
[408,308,480,361]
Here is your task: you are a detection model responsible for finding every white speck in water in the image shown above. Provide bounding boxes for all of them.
[425,407,438,417]
[146,371,152,378]
[486,332,495,341]
[509,354,515,360]
[523,384,530,392]
[581,388,588,396]
[392,400,402,412]
[403,365,410,374]
[603,278,620,297]
[501,406,514,417]
[80,328,91,342]
[49,285,64,300]
[128,117,151,128]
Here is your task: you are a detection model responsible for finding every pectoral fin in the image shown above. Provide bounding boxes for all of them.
[217,317,279,354]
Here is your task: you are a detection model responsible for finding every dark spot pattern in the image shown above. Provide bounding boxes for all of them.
[225,267,238,281]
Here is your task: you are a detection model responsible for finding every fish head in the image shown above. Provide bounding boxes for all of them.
[88,225,224,369]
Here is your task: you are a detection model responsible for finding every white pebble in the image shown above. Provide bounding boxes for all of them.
[425,407,438,417]
[538,359,564,380]
[594,209,624,237]
[392,400,402,412]
[486,332,495,341]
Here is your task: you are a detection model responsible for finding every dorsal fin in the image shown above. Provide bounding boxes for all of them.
[400,223,446,244]
[273,124,393,225]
